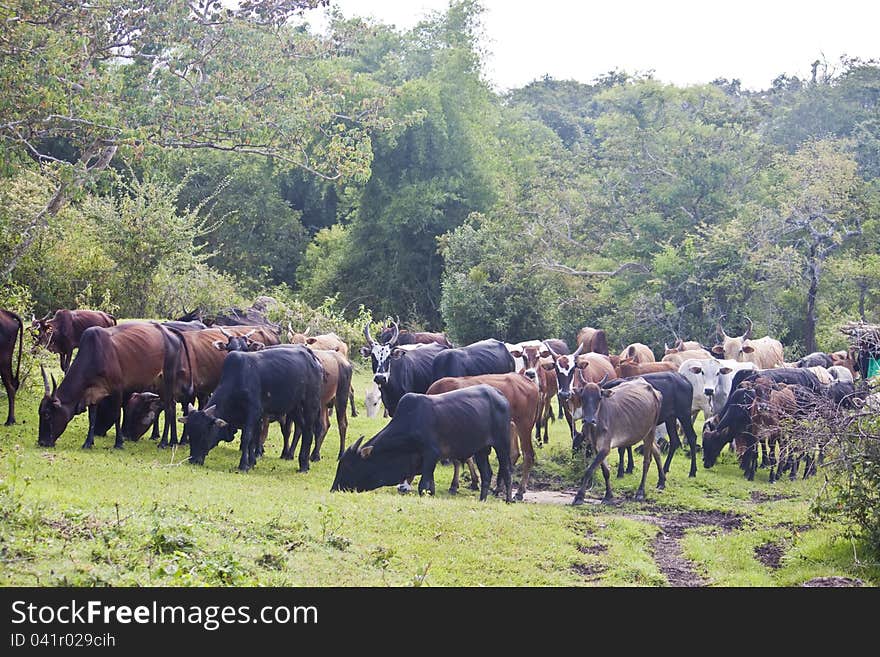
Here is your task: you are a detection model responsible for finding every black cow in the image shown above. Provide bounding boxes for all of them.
[182,345,324,472]
[701,385,757,475]
[0,309,23,425]
[162,320,208,332]
[600,371,700,478]
[431,338,515,381]
[796,352,834,368]
[331,385,513,502]
[374,342,448,416]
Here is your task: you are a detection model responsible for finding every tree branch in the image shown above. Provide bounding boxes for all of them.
[539,260,650,277]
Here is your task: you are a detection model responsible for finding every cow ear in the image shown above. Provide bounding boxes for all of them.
[601,388,614,398]
[391,348,405,360]
[359,445,374,459]
[212,340,226,351]
[742,345,755,353]
[688,366,702,374]
[306,337,317,345]
[719,367,733,375]
[178,415,188,424]
[541,361,555,371]
[214,417,228,429]
[711,345,724,355]
[359,346,370,357]
[509,349,523,358]
[576,361,589,370]
[539,348,551,358]
[248,341,266,351]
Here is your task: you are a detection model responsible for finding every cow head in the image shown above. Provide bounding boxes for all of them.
[121,392,163,441]
[37,365,73,447]
[712,317,753,361]
[212,327,264,353]
[331,435,420,492]
[575,374,611,431]
[509,342,551,384]
[364,383,383,418]
[287,323,309,344]
[30,312,55,353]
[180,403,234,465]
[544,341,584,401]
[702,386,754,469]
[363,321,399,384]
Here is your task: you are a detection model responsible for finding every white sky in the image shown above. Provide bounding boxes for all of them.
[310,1,880,91]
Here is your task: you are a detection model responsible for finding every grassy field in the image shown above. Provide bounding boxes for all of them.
[1,357,877,587]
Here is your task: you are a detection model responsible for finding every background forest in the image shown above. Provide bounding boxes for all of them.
[2,0,879,357]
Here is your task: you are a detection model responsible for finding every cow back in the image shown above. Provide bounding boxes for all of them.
[596,378,662,449]
[576,327,609,355]
[431,338,514,381]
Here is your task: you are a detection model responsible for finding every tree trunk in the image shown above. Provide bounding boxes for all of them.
[804,246,820,353]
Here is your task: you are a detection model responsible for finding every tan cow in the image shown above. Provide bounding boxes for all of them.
[711,317,784,368]
[619,343,655,364]
[575,326,609,355]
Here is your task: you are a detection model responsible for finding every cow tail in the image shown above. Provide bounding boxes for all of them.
[168,325,194,400]
[11,311,23,389]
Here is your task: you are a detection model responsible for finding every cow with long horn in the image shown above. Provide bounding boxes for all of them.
[711,316,784,369]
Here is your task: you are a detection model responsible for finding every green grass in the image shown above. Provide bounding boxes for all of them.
[1,357,877,587]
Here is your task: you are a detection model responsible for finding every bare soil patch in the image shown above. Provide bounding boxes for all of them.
[801,576,864,587]
[755,541,785,569]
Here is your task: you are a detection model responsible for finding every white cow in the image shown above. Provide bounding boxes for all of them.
[678,357,759,418]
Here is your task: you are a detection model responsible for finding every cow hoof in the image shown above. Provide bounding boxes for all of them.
[114,444,124,450]
[298,467,310,473]
[310,454,321,463]
[634,492,645,502]
[571,497,585,506]
[5,419,15,426]
[515,492,524,502]
[468,483,479,491]
[280,453,293,460]
[448,487,458,495]
[656,481,666,490]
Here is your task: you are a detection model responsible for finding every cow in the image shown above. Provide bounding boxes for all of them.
[677,358,758,419]
[508,341,558,446]
[31,309,116,372]
[182,345,324,472]
[0,309,23,425]
[745,378,799,483]
[375,318,454,349]
[570,377,664,504]
[285,329,357,418]
[161,320,208,332]
[711,317,784,368]
[283,348,352,462]
[660,348,713,368]
[361,320,452,375]
[121,325,280,446]
[431,339,515,381]
[372,342,448,416]
[364,381,385,418]
[331,385,513,502]
[180,303,282,335]
[829,350,857,378]
[601,371,701,478]
[37,322,172,449]
[575,326,609,355]
[616,358,676,379]
[619,343,655,363]
[664,339,704,356]
[427,373,539,500]
[797,352,834,369]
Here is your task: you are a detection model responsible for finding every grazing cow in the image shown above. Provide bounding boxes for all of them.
[745,378,799,483]
[373,342,448,416]
[431,339,515,381]
[664,339,703,355]
[619,343,655,364]
[427,373,539,500]
[37,322,171,448]
[0,309,23,425]
[575,326,609,355]
[283,348,352,462]
[660,348,713,367]
[571,377,664,504]
[31,309,116,372]
[616,358,676,379]
[182,345,324,472]
[331,385,513,502]
[701,385,757,477]
[711,317,784,368]
[508,341,558,446]
[602,371,700,478]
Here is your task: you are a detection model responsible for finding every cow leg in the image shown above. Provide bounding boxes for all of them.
[335,396,349,460]
[599,458,613,503]
[473,447,492,501]
[238,422,256,472]
[574,446,609,505]
[282,421,299,460]
[617,447,626,479]
[349,385,357,417]
[178,400,189,445]
[297,414,317,473]
[256,418,269,458]
[450,461,461,494]
[150,413,161,441]
[418,447,441,497]
[60,352,69,373]
[466,457,479,490]
[310,403,331,462]
[110,392,124,449]
[662,419,680,474]
[759,439,769,468]
[82,404,97,449]
[1,362,16,425]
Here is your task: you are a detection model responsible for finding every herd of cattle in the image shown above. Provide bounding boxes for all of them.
[0,308,874,505]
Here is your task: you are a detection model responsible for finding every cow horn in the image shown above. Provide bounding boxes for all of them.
[675,338,683,350]
[187,402,196,414]
[543,340,558,357]
[349,435,364,454]
[142,392,160,401]
[50,374,58,394]
[598,373,609,386]
[741,317,753,340]
[204,404,217,417]
[389,319,400,346]
[218,326,232,338]
[304,326,310,337]
[40,364,51,396]
[716,317,727,338]
[243,329,257,338]
[363,322,376,347]
[570,341,585,359]
[287,322,293,340]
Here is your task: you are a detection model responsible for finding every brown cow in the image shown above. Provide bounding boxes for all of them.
[575,326,609,355]
[288,326,358,416]
[38,322,172,448]
[284,348,352,462]
[744,378,798,483]
[427,373,539,500]
[0,309,23,425]
[616,357,676,379]
[31,309,116,372]
[619,343,655,364]
[508,341,558,446]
